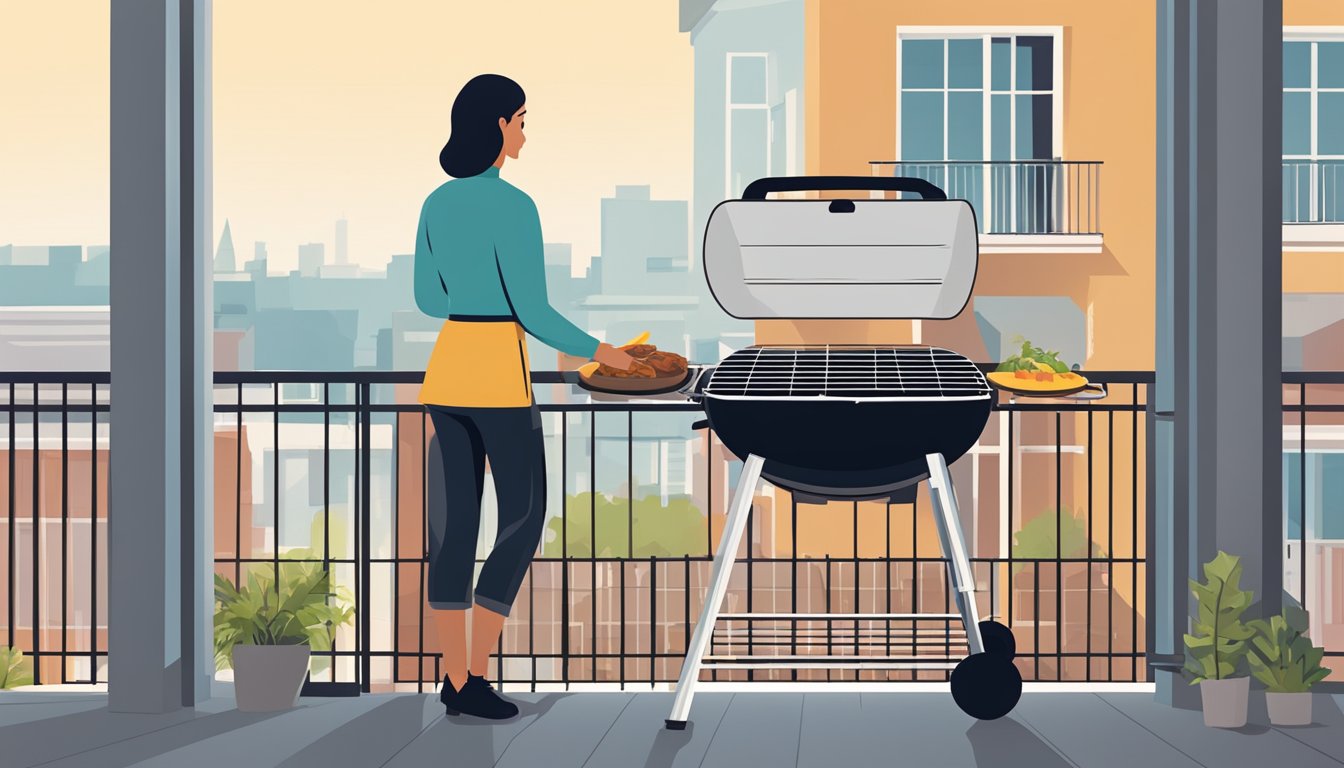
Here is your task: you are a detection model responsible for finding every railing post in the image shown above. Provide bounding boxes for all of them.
[359,381,373,692]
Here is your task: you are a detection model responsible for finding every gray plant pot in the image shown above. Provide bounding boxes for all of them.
[232,644,310,712]
[1266,691,1313,726]
[1199,677,1249,728]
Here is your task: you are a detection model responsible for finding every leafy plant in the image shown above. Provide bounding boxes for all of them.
[1011,508,1103,574]
[1247,605,1332,693]
[0,646,34,689]
[996,336,1072,374]
[543,493,707,558]
[213,562,353,671]
[1183,551,1256,683]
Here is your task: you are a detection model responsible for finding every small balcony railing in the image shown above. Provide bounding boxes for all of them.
[1283,159,1344,224]
[9,370,1344,691]
[870,160,1103,236]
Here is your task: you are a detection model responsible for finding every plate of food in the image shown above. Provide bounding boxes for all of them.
[986,341,1097,398]
[577,332,692,395]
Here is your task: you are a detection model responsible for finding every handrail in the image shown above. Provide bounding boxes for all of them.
[2,370,1343,385]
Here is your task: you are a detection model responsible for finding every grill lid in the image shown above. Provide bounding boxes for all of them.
[703,176,979,320]
[704,345,991,401]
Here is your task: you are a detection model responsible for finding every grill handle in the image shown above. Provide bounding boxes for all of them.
[740,175,948,201]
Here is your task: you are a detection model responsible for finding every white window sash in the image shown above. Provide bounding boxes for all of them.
[1283,32,1344,221]
[725,52,772,199]
[895,28,1064,234]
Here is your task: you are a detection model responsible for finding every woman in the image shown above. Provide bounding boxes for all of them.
[414,73,633,719]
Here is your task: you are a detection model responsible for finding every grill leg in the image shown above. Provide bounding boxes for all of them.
[925,453,984,655]
[666,453,764,730]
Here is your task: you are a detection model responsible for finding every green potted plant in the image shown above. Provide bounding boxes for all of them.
[1248,605,1331,726]
[1183,551,1256,728]
[0,646,34,690]
[214,562,353,712]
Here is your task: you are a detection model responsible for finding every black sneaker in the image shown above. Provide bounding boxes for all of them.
[439,674,463,707]
[440,674,518,720]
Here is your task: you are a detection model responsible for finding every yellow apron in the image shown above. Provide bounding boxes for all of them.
[418,319,533,407]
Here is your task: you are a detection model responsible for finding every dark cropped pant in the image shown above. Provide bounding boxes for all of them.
[425,404,546,617]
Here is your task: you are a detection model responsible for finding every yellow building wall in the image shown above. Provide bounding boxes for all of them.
[1285,252,1344,292]
[792,0,1157,373]
[1286,0,1344,27]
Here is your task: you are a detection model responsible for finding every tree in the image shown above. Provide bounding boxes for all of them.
[542,493,708,558]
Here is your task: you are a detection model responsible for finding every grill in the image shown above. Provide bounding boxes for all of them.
[665,176,1022,729]
[702,345,992,502]
[705,345,990,400]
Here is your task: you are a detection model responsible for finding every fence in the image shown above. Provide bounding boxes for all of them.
[869,160,1103,235]
[8,370,1339,690]
[1283,159,1344,224]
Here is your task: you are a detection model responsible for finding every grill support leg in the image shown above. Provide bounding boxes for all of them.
[925,453,984,655]
[666,453,764,730]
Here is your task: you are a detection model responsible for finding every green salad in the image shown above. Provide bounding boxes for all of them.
[995,340,1072,374]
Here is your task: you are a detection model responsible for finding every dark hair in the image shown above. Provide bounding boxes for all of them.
[439,74,526,178]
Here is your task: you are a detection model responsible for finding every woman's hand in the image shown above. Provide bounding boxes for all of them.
[592,342,637,371]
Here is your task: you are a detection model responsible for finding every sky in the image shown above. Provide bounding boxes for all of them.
[1,1,694,275]
[0,2,109,249]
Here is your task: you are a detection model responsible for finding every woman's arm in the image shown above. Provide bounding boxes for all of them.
[495,194,601,360]
[413,202,453,318]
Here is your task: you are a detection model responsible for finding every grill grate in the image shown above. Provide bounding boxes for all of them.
[704,346,991,400]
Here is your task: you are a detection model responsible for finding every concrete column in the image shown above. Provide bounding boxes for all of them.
[1154,0,1283,708]
[109,0,212,713]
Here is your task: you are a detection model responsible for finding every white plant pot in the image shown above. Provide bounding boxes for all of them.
[1199,677,1249,728]
[232,644,310,712]
[1266,691,1313,726]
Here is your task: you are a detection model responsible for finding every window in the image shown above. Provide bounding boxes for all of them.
[1283,32,1344,223]
[898,30,1062,233]
[726,53,771,197]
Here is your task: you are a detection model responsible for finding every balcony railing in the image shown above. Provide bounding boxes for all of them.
[1283,159,1344,224]
[2,370,1340,691]
[870,160,1103,235]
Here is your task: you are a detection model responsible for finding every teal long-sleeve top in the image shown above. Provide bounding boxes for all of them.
[413,166,600,360]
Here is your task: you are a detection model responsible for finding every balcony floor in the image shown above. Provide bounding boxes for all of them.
[2,689,1344,768]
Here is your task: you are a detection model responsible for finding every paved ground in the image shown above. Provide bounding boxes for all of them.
[2,689,1343,767]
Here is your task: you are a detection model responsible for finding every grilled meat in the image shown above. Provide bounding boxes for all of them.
[592,344,688,379]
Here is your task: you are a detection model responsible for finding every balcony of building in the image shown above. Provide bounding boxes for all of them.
[869,160,1105,255]
[3,371,1344,767]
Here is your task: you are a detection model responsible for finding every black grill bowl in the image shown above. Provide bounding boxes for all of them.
[702,395,992,499]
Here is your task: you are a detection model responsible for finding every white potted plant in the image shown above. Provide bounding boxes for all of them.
[1183,551,1255,728]
[1248,605,1331,726]
[214,563,353,712]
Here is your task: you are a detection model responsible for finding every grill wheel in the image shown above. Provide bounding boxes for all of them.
[951,652,1023,720]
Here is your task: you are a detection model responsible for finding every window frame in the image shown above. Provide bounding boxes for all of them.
[895,27,1065,234]
[1283,28,1344,223]
[895,26,1065,165]
[725,52,773,199]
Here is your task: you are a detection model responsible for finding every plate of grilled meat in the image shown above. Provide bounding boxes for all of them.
[576,333,692,395]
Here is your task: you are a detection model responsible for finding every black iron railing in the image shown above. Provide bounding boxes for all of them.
[0,373,109,686]
[208,370,1155,690]
[5,369,1341,690]
[1283,372,1344,673]
[869,160,1103,235]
